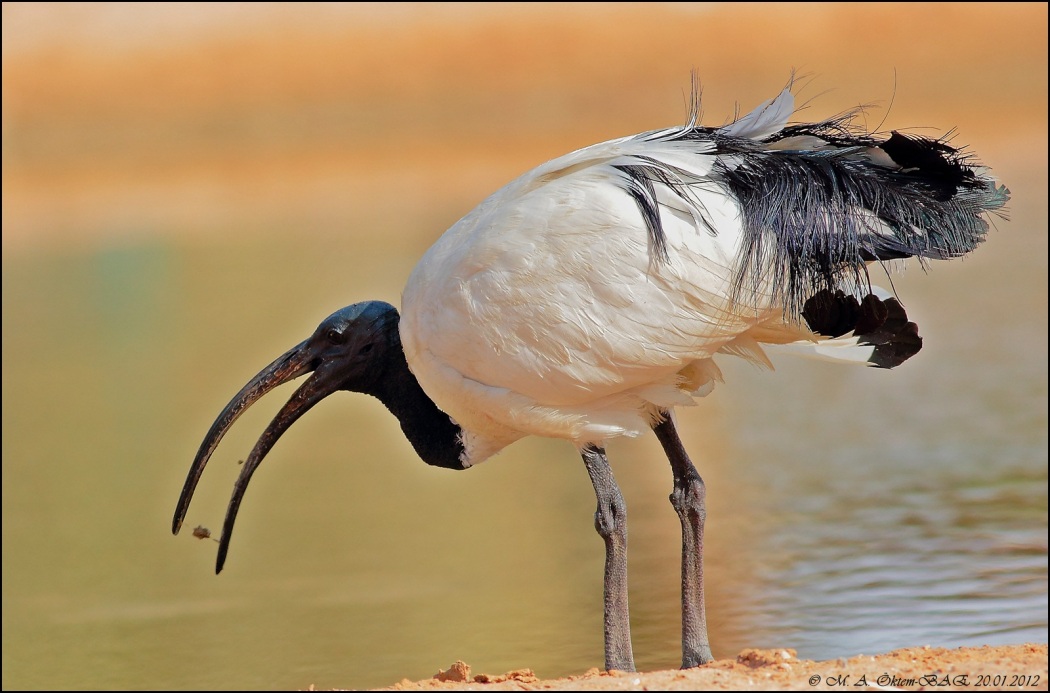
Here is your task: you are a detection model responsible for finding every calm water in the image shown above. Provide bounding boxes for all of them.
[2,218,1047,689]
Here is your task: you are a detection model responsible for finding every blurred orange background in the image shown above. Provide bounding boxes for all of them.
[4,3,1046,253]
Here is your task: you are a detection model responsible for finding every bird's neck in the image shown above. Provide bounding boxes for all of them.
[370,345,466,471]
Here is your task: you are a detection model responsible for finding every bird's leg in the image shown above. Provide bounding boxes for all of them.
[653,414,713,667]
[580,444,635,672]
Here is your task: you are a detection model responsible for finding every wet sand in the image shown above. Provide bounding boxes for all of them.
[382,644,1047,691]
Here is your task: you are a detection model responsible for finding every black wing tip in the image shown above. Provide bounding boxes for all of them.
[866,319,922,369]
[859,295,922,369]
[614,163,670,263]
[878,130,973,202]
[803,290,923,369]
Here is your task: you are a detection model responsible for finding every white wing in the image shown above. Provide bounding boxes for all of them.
[401,136,781,462]
[399,85,1007,465]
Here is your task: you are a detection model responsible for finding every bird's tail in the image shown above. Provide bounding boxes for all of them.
[613,80,1009,370]
[623,82,1009,321]
[717,91,1011,319]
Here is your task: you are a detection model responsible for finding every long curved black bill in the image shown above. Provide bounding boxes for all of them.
[172,339,310,536]
[213,367,345,573]
[174,301,398,574]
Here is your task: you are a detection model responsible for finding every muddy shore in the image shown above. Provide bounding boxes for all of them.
[380,644,1047,691]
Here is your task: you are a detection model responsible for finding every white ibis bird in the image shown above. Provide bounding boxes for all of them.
[173,78,1008,672]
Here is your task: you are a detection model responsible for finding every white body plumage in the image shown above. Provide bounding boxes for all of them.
[401,142,754,463]
[400,85,1008,466]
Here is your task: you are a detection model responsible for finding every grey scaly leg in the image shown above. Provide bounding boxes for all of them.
[581,444,635,672]
[653,414,713,667]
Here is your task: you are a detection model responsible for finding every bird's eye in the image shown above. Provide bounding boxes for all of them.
[325,329,343,343]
